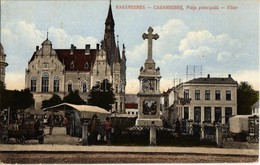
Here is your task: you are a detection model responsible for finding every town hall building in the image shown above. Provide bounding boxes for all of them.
[25,2,127,112]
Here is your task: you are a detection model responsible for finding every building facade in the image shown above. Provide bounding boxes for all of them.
[125,94,138,116]
[164,74,238,125]
[251,100,259,115]
[25,2,126,111]
[0,43,8,86]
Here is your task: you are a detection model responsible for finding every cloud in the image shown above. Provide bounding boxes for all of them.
[2,20,98,90]
[48,27,98,49]
[178,30,241,64]
[124,18,257,93]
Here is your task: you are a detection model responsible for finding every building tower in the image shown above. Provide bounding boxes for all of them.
[94,0,126,113]
[104,0,116,67]
[0,43,8,86]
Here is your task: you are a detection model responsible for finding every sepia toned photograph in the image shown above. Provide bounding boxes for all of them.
[0,0,259,164]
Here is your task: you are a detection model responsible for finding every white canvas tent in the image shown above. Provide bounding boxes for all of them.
[229,115,259,133]
[42,103,111,121]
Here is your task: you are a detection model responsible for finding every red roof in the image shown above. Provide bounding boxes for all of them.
[125,103,138,109]
[55,49,96,72]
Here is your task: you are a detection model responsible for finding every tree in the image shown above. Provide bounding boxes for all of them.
[1,88,35,120]
[41,94,63,109]
[87,79,116,111]
[63,90,86,105]
[237,81,259,115]
[5,88,35,111]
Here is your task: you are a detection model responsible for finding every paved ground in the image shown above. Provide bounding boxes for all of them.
[0,126,259,163]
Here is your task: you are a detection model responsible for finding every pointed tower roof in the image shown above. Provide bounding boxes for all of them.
[0,43,4,54]
[105,0,115,27]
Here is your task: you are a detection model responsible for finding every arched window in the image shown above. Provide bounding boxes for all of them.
[85,62,89,69]
[70,61,74,68]
[31,76,37,92]
[41,72,49,92]
[67,81,73,93]
[53,76,60,92]
[82,81,88,93]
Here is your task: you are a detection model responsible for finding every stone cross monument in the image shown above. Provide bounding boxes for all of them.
[136,27,162,127]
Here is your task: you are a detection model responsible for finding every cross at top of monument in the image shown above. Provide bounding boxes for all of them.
[142,27,159,61]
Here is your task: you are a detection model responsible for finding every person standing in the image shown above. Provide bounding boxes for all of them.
[49,112,54,135]
[104,117,113,145]
[63,116,69,135]
[59,115,64,126]
[88,114,100,145]
[175,118,181,137]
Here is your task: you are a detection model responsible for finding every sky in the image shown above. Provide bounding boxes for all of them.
[1,0,259,94]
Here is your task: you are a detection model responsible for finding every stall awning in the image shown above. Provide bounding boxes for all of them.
[42,103,111,119]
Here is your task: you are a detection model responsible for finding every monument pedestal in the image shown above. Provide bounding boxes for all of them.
[136,93,162,127]
[136,118,162,127]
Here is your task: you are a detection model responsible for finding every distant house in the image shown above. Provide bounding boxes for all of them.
[125,94,138,116]
[251,100,259,115]
[163,74,238,125]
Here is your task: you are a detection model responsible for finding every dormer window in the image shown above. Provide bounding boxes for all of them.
[85,62,89,69]
[70,61,74,68]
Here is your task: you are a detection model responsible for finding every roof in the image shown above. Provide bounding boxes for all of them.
[41,39,52,45]
[105,2,115,26]
[0,43,4,54]
[186,75,237,85]
[251,100,259,109]
[125,103,138,109]
[42,103,110,119]
[55,49,96,71]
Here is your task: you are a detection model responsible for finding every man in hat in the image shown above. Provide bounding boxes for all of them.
[88,114,100,145]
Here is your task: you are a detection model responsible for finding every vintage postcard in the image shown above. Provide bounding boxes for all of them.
[0,0,259,163]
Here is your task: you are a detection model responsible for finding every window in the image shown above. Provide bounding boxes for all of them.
[70,61,74,68]
[184,89,189,99]
[195,90,200,100]
[194,107,201,123]
[115,102,118,111]
[225,107,232,124]
[30,76,37,92]
[226,90,231,100]
[215,90,221,100]
[82,82,87,93]
[53,76,59,92]
[215,107,222,123]
[68,84,72,92]
[204,107,211,122]
[85,62,89,69]
[41,72,49,92]
[205,90,210,100]
[184,107,189,120]
[115,85,118,93]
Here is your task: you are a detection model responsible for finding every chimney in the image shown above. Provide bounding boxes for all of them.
[70,44,74,55]
[207,74,210,78]
[85,44,90,55]
[36,46,39,51]
[96,43,100,51]
[228,74,231,78]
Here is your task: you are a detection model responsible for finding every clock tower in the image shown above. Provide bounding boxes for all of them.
[136,27,162,127]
